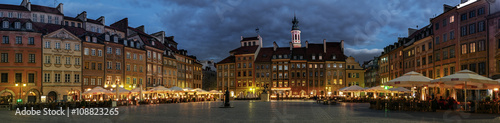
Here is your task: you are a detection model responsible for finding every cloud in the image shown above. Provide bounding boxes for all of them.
[345,48,383,63]
[12,0,459,63]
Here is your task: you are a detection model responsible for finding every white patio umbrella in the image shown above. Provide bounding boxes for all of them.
[82,87,114,95]
[430,70,499,111]
[112,87,131,94]
[183,87,194,91]
[170,86,185,92]
[386,71,434,87]
[192,88,209,94]
[365,86,389,92]
[340,85,364,92]
[149,86,172,93]
[209,90,222,94]
[389,87,411,93]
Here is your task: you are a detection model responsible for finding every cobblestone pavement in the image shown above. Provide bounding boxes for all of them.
[1,100,500,123]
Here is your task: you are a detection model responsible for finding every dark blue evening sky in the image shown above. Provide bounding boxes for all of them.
[4,0,460,63]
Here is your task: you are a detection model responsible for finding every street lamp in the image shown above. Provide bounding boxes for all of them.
[15,82,26,104]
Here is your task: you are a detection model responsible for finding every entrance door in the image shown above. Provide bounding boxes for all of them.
[48,91,57,102]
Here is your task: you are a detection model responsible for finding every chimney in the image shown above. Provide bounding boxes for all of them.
[289,42,293,50]
[57,3,63,14]
[76,11,87,22]
[273,41,278,51]
[340,40,344,53]
[241,36,243,41]
[27,2,31,11]
[305,41,309,48]
[97,16,105,25]
[323,39,326,53]
[136,25,145,32]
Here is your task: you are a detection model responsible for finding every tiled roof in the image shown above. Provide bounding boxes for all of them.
[31,5,62,15]
[229,45,259,55]
[87,18,102,25]
[64,16,81,22]
[305,44,326,62]
[217,56,235,64]
[110,18,128,33]
[325,42,346,61]
[0,4,29,11]
[128,27,165,50]
[255,47,273,62]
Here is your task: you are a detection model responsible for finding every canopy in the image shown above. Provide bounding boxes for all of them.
[339,85,364,92]
[82,87,114,95]
[111,87,131,94]
[209,90,222,94]
[430,70,499,89]
[170,86,185,92]
[149,86,171,93]
[386,71,433,87]
[183,87,194,91]
[430,70,499,110]
[130,87,143,93]
[365,86,389,92]
[389,87,411,93]
[192,88,209,94]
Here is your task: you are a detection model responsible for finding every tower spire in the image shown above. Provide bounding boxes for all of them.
[291,14,301,48]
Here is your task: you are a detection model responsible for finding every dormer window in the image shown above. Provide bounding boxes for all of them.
[97,28,101,33]
[300,56,303,59]
[130,41,135,47]
[152,41,155,46]
[105,34,110,41]
[332,55,336,60]
[85,36,90,42]
[92,37,97,43]
[3,21,9,28]
[278,55,282,59]
[14,22,20,29]
[114,36,118,42]
[26,22,32,30]
[272,55,276,59]
[124,40,128,46]
[319,54,322,60]
[312,54,316,60]
[284,55,288,59]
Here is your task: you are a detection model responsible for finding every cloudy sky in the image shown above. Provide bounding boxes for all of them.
[6,0,460,63]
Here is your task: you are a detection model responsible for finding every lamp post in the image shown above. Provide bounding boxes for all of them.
[15,82,26,104]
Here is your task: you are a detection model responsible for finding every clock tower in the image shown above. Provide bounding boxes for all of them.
[291,15,301,48]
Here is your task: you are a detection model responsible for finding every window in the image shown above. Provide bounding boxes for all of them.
[91,49,96,56]
[450,16,454,23]
[434,52,440,61]
[450,49,455,58]
[435,23,439,30]
[28,54,35,63]
[48,16,52,24]
[1,53,7,63]
[2,21,8,28]
[443,34,447,42]
[116,48,121,55]
[40,15,45,23]
[55,42,60,49]
[443,19,447,26]
[2,36,9,44]
[75,44,80,51]
[32,14,37,22]
[84,48,89,55]
[462,44,468,54]
[116,62,121,70]
[26,22,32,29]
[478,21,485,32]
[15,73,22,83]
[28,37,34,45]
[14,22,20,29]
[443,51,448,59]
[98,50,102,56]
[470,63,477,72]
[469,24,476,34]
[54,73,60,82]
[64,74,70,83]
[1,73,7,83]
[478,40,485,51]
[461,26,467,36]
[435,37,439,44]
[478,7,485,15]
[75,58,80,65]
[428,42,432,49]
[461,14,467,21]
[470,42,476,53]
[43,73,50,82]
[65,57,70,64]
[450,31,454,40]
[15,53,22,63]
[55,56,61,64]
[28,73,34,83]
[44,55,50,63]
[65,43,70,50]
[469,10,476,18]
[8,12,12,18]
[478,62,486,75]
